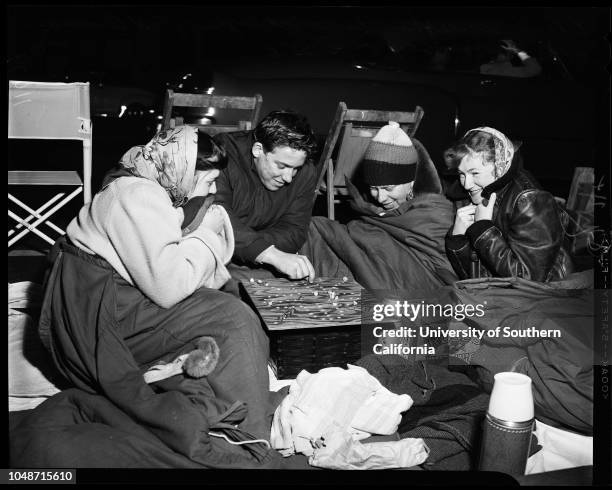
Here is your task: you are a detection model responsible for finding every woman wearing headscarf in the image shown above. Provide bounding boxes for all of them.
[444,126,573,282]
[441,129,592,438]
[32,126,277,468]
[67,125,234,302]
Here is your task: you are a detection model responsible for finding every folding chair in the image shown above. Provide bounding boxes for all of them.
[564,166,595,256]
[8,80,92,248]
[566,167,594,213]
[315,102,424,220]
[162,90,263,135]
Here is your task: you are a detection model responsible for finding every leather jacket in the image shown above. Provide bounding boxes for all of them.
[445,153,574,282]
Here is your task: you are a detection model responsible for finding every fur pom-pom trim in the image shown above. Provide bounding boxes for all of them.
[183,336,220,377]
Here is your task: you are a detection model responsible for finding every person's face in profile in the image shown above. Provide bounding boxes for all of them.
[252,143,307,191]
[369,181,414,210]
[190,169,220,198]
[457,153,496,205]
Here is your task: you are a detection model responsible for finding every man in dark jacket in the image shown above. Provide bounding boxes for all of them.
[213,111,319,281]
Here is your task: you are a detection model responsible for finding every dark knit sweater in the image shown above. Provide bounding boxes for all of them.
[213,131,318,264]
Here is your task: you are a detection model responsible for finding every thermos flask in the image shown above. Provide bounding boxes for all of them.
[478,372,535,475]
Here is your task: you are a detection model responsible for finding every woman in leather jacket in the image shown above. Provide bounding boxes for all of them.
[444,126,573,282]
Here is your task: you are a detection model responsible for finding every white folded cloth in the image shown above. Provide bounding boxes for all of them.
[271,364,420,468]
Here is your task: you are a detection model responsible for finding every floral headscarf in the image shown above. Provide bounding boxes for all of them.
[463,126,515,179]
[118,125,198,207]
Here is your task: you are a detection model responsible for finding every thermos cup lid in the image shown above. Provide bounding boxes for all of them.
[488,372,534,423]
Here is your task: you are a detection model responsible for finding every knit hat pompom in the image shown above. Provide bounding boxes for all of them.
[371,121,413,146]
[362,122,418,186]
[183,336,220,377]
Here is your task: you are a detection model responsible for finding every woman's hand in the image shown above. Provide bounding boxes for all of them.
[452,204,477,235]
[474,193,497,221]
[201,205,226,235]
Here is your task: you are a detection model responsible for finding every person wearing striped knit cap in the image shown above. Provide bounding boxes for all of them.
[300,120,457,291]
[361,121,419,213]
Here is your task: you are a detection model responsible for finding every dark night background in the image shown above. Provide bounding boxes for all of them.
[7,4,611,250]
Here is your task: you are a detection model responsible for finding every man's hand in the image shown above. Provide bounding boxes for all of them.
[452,204,477,235]
[258,246,315,282]
[474,193,497,221]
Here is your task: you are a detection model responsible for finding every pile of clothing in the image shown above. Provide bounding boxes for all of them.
[271,364,429,469]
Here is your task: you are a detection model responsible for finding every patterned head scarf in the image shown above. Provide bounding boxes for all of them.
[118,125,199,207]
[463,126,515,179]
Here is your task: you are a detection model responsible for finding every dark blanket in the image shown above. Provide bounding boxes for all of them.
[356,355,490,471]
[9,387,312,469]
[449,272,594,435]
[301,192,457,291]
[10,240,293,469]
[355,270,593,471]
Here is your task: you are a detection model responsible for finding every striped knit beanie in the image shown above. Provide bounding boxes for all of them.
[361,122,418,186]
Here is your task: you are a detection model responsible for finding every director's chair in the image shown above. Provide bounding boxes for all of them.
[8,81,92,248]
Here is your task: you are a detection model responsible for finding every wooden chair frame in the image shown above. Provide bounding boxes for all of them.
[162,90,263,135]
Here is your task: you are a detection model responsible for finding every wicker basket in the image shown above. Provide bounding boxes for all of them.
[270,325,362,379]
